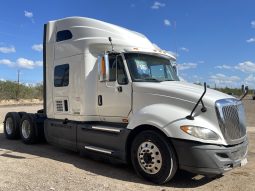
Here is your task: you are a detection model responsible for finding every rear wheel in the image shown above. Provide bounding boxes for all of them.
[131,130,178,184]
[20,114,37,144]
[4,112,21,139]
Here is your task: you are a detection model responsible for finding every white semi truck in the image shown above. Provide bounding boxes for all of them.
[3,17,248,184]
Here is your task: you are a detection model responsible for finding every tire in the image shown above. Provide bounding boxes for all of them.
[20,113,37,144]
[131,130,178,184]
[18,112,27,118]
[4,112,21,139]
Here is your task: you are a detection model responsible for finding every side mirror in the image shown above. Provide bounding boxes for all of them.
[240,85,249,100]
[98,54,110,82]
[241,85,245,94]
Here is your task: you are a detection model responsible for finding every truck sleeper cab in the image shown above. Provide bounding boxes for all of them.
[3,17,248,184]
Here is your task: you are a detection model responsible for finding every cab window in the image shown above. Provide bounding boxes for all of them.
[117,56,128,85]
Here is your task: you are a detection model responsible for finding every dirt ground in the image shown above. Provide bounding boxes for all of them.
[0,98,254,191]
[0,99,42,107]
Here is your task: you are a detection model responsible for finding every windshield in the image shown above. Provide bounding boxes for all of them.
[124,53,179,82]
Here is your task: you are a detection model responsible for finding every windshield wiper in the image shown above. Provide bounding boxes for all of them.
[144,78,162,82]
[163,79,174,81]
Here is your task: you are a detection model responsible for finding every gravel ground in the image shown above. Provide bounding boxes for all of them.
[0,99,254,191]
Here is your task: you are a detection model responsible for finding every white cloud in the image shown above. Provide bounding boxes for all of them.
[0,46,16,53]
[35,61,43,66]
[164,19,171,26]
[178,63,197,70]
[246,37,255,43]
[151,1,165,9]
[0,78,6,82]
[251,20,255,28]
[0,58,42,69]
[245,74,255,83]
[0,59,14,66]
[17,58,35,69]
[180,47,189,52]
[17,58,42,69]
[24,11,33,18]
[234,61,255,73]
[198,61,205,64]
[210,73,240,84]
[24,10,34,23]
[32,44,43,52]
[215,64,232,69]
[244,74,255,88]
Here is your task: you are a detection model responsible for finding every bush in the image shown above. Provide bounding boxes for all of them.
[0,81,43,101]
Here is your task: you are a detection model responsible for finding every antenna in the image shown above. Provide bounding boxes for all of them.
[173,20,178,60]
[108,37,114,51]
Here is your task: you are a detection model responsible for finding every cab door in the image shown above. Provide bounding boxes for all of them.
[97,54,132,122]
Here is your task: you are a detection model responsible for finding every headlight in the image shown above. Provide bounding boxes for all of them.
[180,125,220,140]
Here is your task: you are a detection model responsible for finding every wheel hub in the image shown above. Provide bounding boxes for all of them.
[143,153,153,164]
[21,120,31,139]
[137,141,162,174]
[6,117,14,135]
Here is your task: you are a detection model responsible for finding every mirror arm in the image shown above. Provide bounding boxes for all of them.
[240,86,249,101]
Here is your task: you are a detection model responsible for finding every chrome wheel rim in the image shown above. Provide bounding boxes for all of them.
[137,141,162,174]
[6,117,14,135]
[21,120,31,139]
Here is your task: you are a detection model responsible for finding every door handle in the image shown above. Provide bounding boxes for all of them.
[117,86,122,92]
[98,95,103,106]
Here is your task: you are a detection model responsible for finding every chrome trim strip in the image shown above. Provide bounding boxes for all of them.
[84,146,112,155]
[92,126,121,133]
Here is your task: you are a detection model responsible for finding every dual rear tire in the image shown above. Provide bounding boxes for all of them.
[4,112,21,139]
[4,112,37,144]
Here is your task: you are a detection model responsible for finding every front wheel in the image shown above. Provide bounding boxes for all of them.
[131,130,178,184]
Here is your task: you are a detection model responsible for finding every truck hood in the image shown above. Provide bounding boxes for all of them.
[133,81,234,109]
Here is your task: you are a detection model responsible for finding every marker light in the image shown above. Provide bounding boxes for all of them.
[101,57,106,77]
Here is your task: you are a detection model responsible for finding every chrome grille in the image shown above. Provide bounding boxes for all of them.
[216,99,246,145]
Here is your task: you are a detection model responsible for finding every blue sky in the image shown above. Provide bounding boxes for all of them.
[0,0,255,88]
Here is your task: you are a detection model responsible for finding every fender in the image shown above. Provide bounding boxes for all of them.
[127,103,226,145]
[127,103,191,137]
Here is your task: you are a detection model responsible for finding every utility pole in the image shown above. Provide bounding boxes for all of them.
[16,69,20,100]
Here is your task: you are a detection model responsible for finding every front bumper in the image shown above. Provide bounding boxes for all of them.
[171,137,248,175]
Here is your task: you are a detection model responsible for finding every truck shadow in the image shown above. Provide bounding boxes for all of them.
[0,132,217,188]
